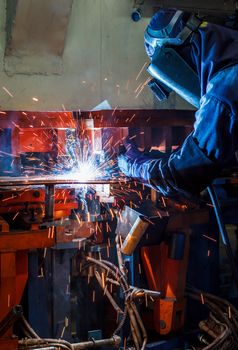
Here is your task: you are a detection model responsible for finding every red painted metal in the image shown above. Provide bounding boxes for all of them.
[0,338,18,350]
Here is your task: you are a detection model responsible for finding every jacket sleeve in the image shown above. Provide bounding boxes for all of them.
[118,94,238,197]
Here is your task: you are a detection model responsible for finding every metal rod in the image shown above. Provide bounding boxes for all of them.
[30,348,56,350]
[207,185,238,291]
[19,336,121,350]
[72,336,121,349]
[0,176,127,187]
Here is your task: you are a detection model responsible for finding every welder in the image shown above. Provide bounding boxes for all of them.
[118,9,238,198]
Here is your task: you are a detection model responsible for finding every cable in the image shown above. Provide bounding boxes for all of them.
[207,185,238,291]
[83,256,148,350]
[186,286,238,349]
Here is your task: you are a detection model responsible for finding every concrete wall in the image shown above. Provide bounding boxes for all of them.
[0,0,192,111]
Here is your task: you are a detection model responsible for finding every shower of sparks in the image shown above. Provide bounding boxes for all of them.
[0,108,158,229]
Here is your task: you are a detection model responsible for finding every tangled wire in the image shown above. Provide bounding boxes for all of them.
[83,235,238,350]
[18,315,75,350]
[83,254,148,350]
[187,286,238,350]
[81,234,152,350]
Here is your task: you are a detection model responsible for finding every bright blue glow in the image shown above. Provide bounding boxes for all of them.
[64,160,101,181]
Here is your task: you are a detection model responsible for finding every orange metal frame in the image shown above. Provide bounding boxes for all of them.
[0,219,55,349]
[140,210,209,335]
[141,237,189,335]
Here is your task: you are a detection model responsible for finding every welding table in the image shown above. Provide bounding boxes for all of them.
[0,176,126,221]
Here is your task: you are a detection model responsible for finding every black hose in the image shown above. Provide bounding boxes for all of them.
[207,185,238,291]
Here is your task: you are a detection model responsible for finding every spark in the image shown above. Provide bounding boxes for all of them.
[124,337,127,350]
[60,326,66,339]
[13,212,19,220]
[145,293,148,307]
[7,294,11,307]
[112,106,118,116]
[228,306,232,319]
[202,234,217,243]
[38,267,44,278]
[2,195,15,202]
[129,114,136,123]
[200,293,205,305]
[2,86,13,98]
[134,82,143,93]
[135,61,148,81]
[135,77,151,98]
[206,203,214,208]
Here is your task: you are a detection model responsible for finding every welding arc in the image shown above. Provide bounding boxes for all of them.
[186,285,238,349]
[84,256,148,350]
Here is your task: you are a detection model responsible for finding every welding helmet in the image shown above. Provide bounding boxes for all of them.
[144,9,202,108]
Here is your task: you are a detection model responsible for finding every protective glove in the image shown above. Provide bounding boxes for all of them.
[118,138,165,182]
[118,134,222,199]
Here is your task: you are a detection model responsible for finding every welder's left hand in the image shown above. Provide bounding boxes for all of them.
[118,139,142,178]
[117,138,164,181]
